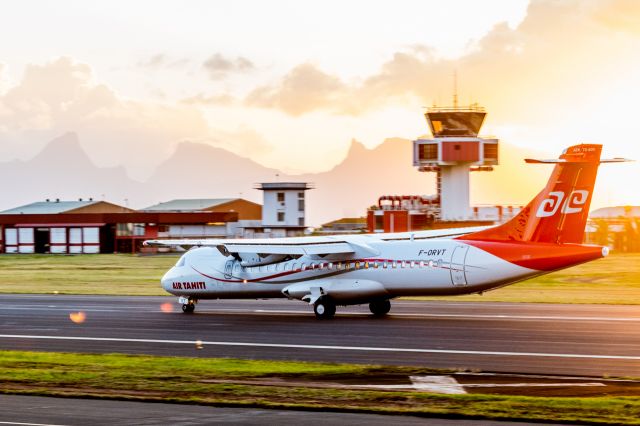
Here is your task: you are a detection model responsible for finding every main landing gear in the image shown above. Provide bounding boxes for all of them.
[180,296,197,314]
[369,299,391,317]
[314,297,336,320]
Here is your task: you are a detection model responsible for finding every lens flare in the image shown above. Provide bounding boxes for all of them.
[69,311,86,324]
[160,302,174,313]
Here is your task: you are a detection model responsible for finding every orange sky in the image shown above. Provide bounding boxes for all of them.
[0,0,639,210]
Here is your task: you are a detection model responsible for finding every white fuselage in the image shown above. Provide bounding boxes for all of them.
[161,238,537,304]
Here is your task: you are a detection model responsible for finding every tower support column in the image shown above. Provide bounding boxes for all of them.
[440,165,471,220]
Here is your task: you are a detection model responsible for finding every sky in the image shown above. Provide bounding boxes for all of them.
[0,0,639,209]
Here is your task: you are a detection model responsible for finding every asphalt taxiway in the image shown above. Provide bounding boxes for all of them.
[1,295,639,376]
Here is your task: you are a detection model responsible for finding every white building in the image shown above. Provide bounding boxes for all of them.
[253,182,313,237]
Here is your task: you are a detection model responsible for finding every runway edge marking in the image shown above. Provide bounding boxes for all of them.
[1,334,640,361]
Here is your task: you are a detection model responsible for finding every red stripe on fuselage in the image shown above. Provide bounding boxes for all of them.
[461,240,604,271]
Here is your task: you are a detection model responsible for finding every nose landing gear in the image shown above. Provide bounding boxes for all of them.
[179,296,197,314]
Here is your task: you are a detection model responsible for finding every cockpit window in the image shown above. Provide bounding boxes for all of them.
[175,254,187,267]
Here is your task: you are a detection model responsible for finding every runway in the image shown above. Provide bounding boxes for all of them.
[1,295,640,376]
[0,394,557,426]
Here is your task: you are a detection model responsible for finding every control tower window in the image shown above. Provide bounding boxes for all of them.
[419,144,438,161]
[484,143,498,160]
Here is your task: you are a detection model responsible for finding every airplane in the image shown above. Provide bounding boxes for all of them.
[145,144,629,319]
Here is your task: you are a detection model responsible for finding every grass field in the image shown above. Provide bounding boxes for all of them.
[0,253,639,304]
[0,350,638,424]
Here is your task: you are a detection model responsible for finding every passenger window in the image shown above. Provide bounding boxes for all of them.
[364,261,369,269]
[419,261,424,268]
[383,262,388,269]
[373,262,378,269]
[401,261,406,268]
[328,262,333,270]
[355,261,360,269]
[392,262,397,268]
[410,261,415,268]
[428,260,434,268]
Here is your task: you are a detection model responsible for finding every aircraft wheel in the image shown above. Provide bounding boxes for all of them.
[182,303,195,314]
[314,298,336,319]
[369,299,391,316]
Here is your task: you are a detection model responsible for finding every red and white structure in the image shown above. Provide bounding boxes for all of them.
[413,104,498,221]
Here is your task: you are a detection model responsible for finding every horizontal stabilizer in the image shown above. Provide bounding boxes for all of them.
[526,157,632,164]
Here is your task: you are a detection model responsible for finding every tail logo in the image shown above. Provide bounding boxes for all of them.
[536,190,589,218]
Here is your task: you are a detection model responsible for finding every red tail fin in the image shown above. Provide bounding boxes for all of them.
[460,144,602,244]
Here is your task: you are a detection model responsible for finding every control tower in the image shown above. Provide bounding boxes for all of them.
[413,104,498,221]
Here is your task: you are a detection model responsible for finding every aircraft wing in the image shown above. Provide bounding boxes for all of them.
[144,226,490,260]
[144,235,361,257]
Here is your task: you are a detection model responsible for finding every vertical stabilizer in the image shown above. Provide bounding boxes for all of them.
[459,144,602,244]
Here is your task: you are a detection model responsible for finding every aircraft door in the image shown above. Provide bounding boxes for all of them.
[224,259,234,279]
[450,244,469,286]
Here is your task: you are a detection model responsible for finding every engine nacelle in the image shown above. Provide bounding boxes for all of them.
[282,279,388,305]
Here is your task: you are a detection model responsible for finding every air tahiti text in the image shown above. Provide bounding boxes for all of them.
[418,249,447,257]
[172,282,206,290]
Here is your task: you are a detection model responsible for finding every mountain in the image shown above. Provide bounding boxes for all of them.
[0,132,550,225]
[297,138,436,223]
[0,133,143,211]
[144,142,280,206]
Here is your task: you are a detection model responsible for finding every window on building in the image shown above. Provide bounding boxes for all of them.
[419,144,438,161]
[374,215,383,230]
[277,212,285,222]
[277,192,285,203]
[298,217,304,226]
[484,143,498,161]
[116,223,145,237]
[298,199,304,212]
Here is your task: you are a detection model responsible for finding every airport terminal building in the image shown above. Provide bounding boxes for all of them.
[0,199,251,254]
[0,183,311,254]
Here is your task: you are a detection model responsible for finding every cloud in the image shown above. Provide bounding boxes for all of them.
[592,0,640,33]
[245,63,346,116]
[181,93,236,106]
[0,57,215,179]
[243,0,640,121]
[138,54,189,69]
[203,53,254,80]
